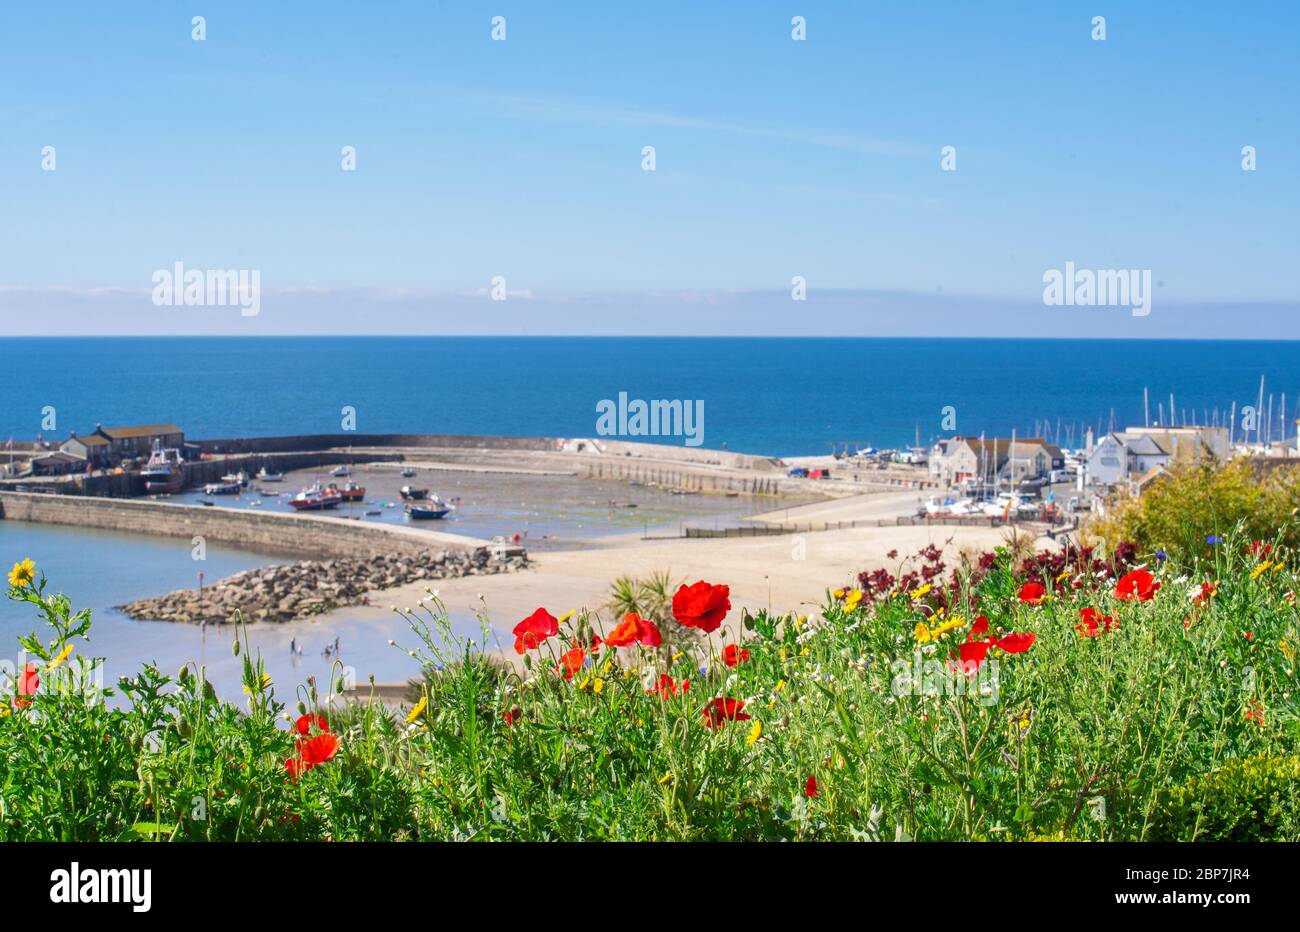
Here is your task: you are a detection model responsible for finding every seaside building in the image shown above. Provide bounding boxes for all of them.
[1084,426,1229,487]
[929,437,1063,487]
[59,423,186,470]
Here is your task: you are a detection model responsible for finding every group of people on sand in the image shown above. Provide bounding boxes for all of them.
[288,636,340,660]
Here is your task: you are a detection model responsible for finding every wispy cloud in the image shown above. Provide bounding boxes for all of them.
[459,90,930,159]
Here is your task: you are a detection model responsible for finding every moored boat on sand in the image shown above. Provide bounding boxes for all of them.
[327,481,366,502]
[288,483,343,510]
[406,503,450,520]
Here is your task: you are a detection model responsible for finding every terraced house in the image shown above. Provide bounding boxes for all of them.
[929,437,1064,486]
[1084,426,1230,487]
[59,423,186,469]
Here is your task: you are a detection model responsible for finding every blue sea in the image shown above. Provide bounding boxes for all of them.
[2,336,1299,454]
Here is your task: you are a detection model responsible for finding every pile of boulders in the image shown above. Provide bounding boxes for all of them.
[119,548,527,624]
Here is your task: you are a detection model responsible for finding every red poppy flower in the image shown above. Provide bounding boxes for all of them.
[646,674,688,699]
[512,607,559,654]
[1244,701,1265,725]
[967,616,990,641]
[993,632,1036,654]
[556,647,586,680]
[1017,582,1046,605]
[299,732,340,766]
[294,713,329,735]
[573,634,602,654]
[1115,568,1160,602]
[503,707,520,726]
[1191,582,1217,604]
[286,732,341,778]
[605,612,662,648]
[701,696,749,729]
[672,581,731,633]
[951,638,994,677]
[804,775,819,798]
[1249,540,1272,558]
[721,643,751,667]
[1076,607,1116,638]
[14,663,38,708]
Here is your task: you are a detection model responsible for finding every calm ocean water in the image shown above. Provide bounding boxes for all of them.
[4,337,1299,455]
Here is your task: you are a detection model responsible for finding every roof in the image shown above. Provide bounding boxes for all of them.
[33,451,86,465]
[1123,434,1168,456]
[98,424,184,439]
[952,437,1056,459]
[64,434,110,447]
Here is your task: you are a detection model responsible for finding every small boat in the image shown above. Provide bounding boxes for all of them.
[288,483,343,511]
[327,481,366,502]
[331,465,352,477]
[257,466,285,482]
[365,510,381,516]
[400,485,428,500]
[406,503,450,520]
[220,470,250,488]
[204,480,242,495]
[400,467,417,478]
[140,442,185,494]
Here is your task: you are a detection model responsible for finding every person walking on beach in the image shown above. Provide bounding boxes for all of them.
[333,636,340,656]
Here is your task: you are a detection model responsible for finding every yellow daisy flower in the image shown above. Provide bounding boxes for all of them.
[47,643,74,671]
[405,695,428,724]
[8,558,36,588]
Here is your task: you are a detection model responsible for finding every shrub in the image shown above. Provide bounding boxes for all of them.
[1147,754,1300,841]
[1089,459,1300,562]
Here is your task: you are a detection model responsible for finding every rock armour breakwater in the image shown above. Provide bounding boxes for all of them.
[120,547,528,624]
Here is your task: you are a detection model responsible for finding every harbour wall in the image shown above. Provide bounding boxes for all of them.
[196,434,558,455]
[0,491,488,560]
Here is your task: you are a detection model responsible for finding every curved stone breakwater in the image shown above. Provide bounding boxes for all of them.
[119,548,527,624]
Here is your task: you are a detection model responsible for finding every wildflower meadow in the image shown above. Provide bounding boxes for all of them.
[3,521,1299,842]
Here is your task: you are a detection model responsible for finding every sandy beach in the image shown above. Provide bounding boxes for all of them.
[362,492,1046,667]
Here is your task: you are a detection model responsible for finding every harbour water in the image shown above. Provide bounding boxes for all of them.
[171,464,781,548]
[0,520,458,701]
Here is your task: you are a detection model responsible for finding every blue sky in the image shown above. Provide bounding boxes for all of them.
[0,1,1296,335]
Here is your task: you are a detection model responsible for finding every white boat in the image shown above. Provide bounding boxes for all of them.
[257,466,285,482]
[331,465,352,477]
[140,441,185,494]
[400,466,416,478]
[221,470,250,488]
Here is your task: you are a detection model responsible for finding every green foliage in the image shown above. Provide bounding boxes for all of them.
[1091,458,1300,561]
[4,530,1300,841]
[1147,754,1300,841]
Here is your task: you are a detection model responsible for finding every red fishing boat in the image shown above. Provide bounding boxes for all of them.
[326,481,365,502]
[288,483,342,511]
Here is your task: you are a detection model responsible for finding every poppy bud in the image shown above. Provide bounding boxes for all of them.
[231,640,241,657]
[297,701,307,716]
[742,608,754,631]
[177,665,192,684]
[203,681,217,701]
